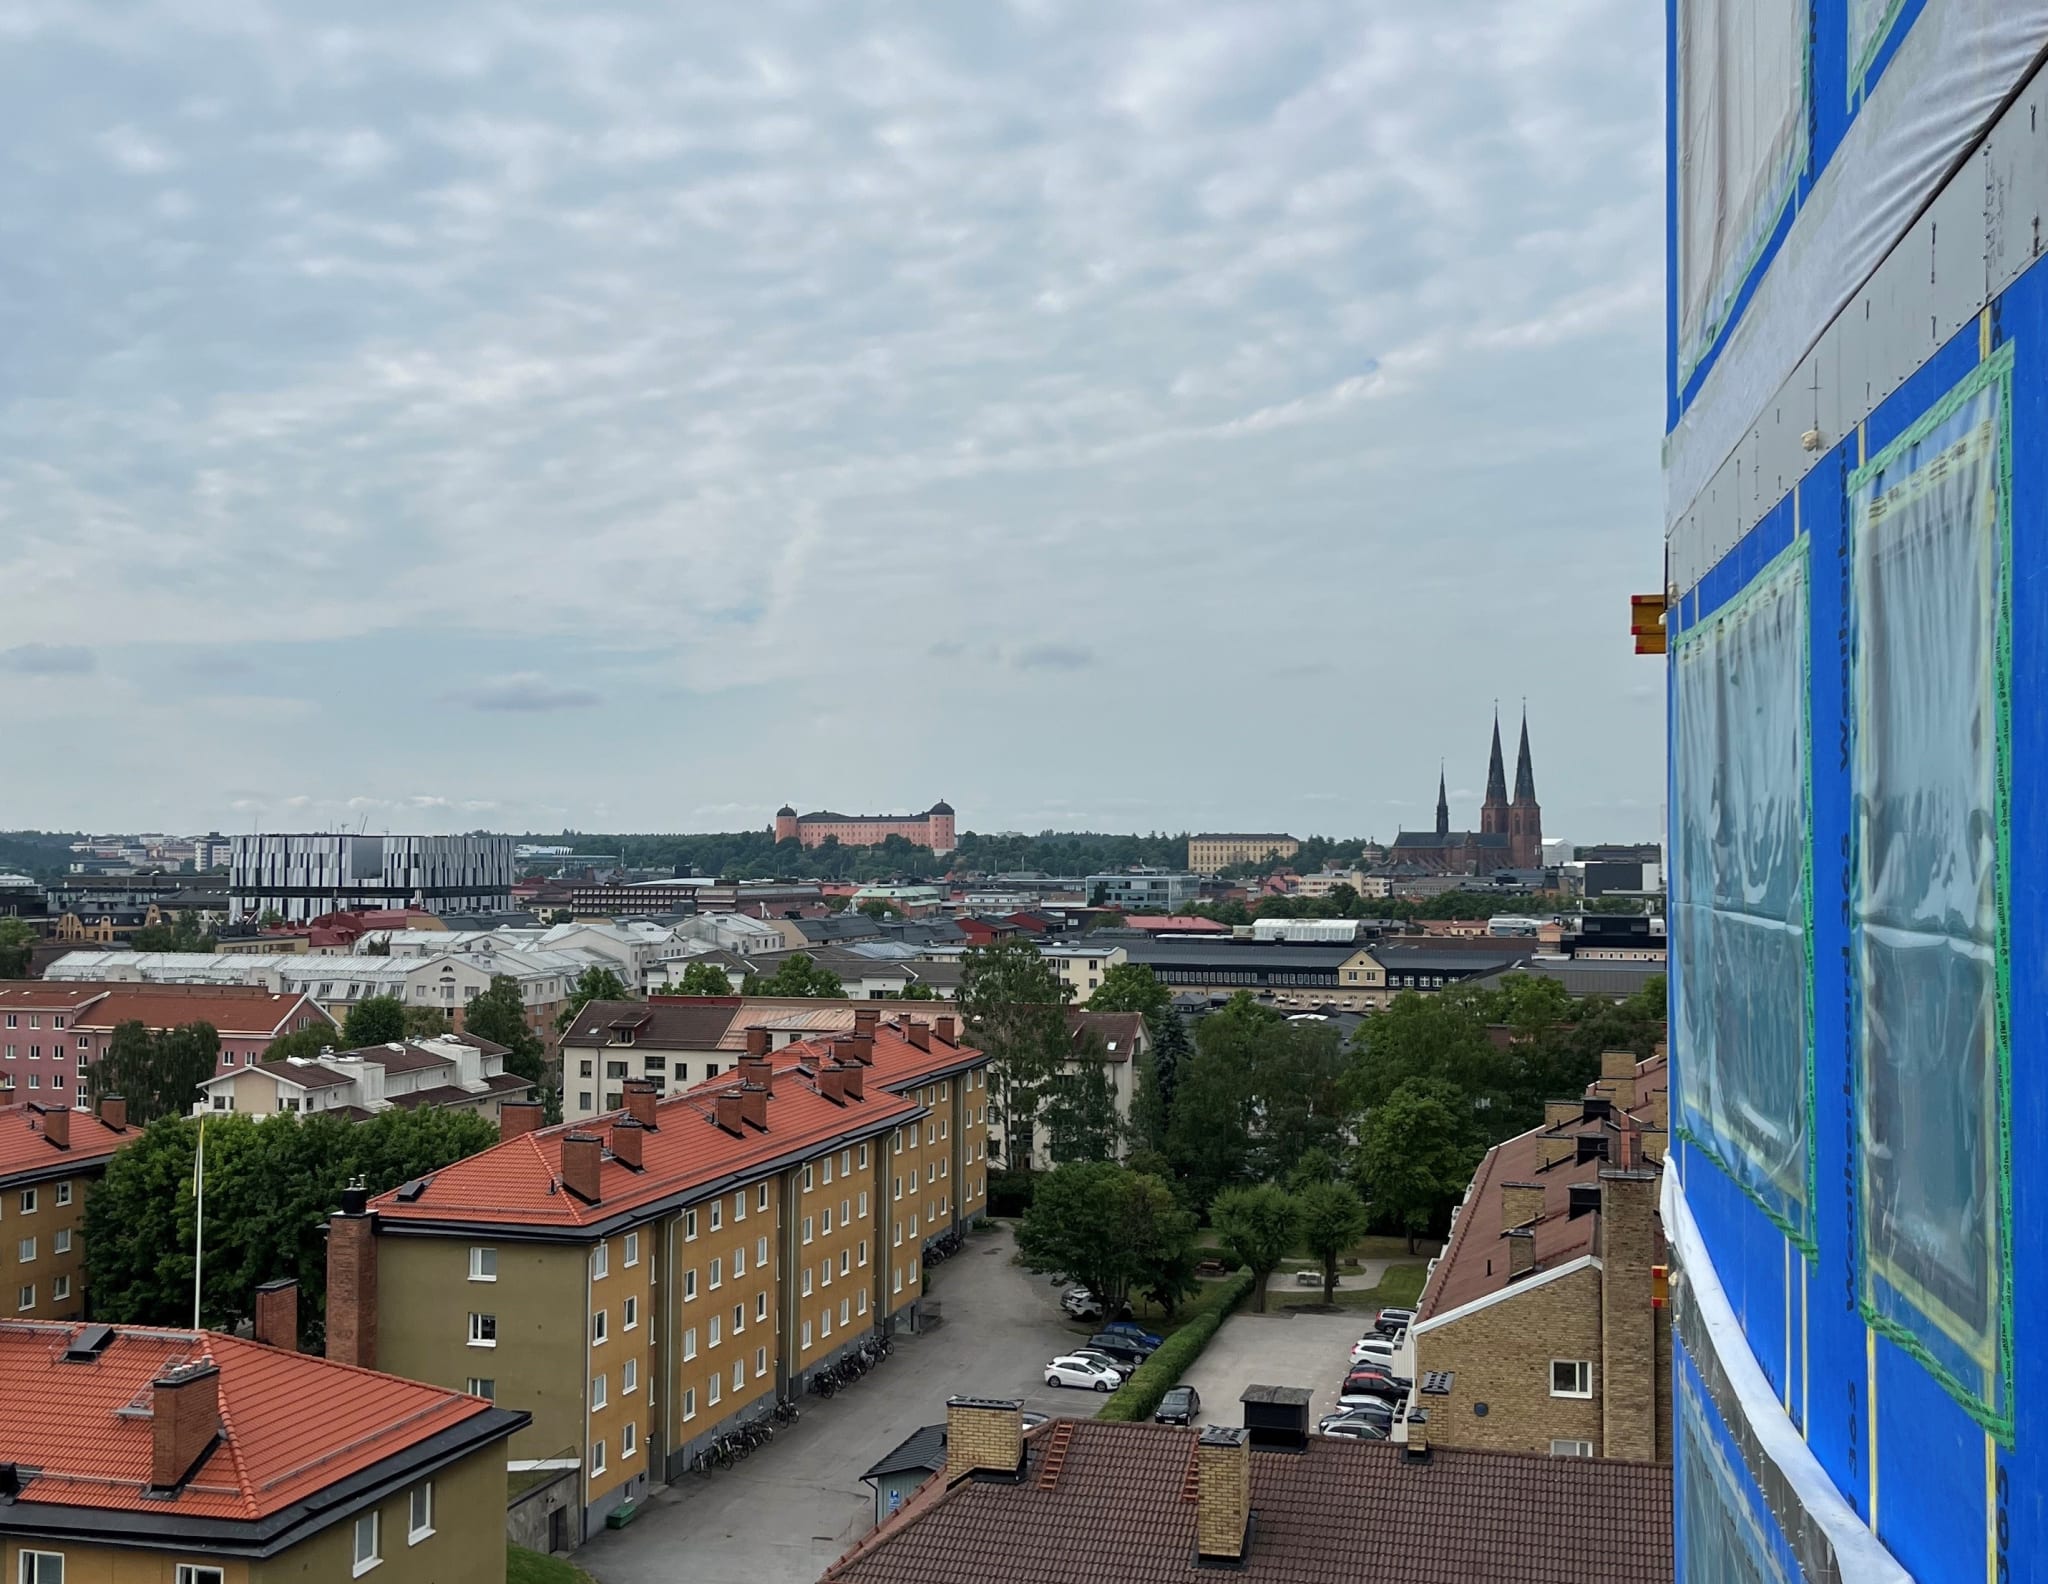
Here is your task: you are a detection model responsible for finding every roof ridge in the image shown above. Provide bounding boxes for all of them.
[202,1335,261,1518]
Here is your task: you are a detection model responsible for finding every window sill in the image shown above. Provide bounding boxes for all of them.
[408,1528,435,1547]
[352,1558,383,1579]
[467,1340,497,1349]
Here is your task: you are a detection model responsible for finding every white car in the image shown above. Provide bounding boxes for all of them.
[1045,1355,1122,1391]
[1061,1287,1103,1318]
[1349,1337,1398,1367]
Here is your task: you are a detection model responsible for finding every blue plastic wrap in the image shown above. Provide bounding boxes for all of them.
[1849,349,2012,1436]
[1674,543,1811,1245]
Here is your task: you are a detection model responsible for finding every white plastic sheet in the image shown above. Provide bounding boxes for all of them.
[1850,357,2007,1420]
[1673,544,1809,1241]
[1675,0,1808,384]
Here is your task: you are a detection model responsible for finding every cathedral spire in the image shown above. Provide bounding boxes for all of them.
[1514,707,1537,803]
[1485,709,1508,806]
[1436,763,1449,838]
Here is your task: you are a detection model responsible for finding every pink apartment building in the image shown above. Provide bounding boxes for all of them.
[0,982,333,1099]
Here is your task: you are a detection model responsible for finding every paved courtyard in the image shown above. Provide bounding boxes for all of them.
[1179,1287,1423,1433]
[577,1224,1090,1584]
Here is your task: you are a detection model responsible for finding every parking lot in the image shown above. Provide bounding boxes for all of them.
[578,1224,1093,1584]
[1177,1299,1419,1437]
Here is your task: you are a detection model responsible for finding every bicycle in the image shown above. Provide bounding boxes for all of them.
[774,1397,801,1424]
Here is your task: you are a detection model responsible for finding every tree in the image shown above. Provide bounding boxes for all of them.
[402,1006,451,1038]
[857,899,903,920]
[1249,1020,1351,1182]
[895,979,940,1000]
[130,910,218,952]
[671,960,739,997]
[741,953,848,999]
[88,1020,221,1124]
[1295,1179,1371,1303]
[0,918,34,978]
[1015,1162,1195,1318]
[86,1107,498,1342]
[556,965,632,1034]
[1357,1080,1474,1252]
[341,995,408,1049]
[1165,997,1266,1208]
[464,976,553,1120]
[958,939,1071,1173]
[1041,1037,1122,1165]
[263,1024,339,1063]
[1086,963,1172,1024]
[1210,1183,1301,1313]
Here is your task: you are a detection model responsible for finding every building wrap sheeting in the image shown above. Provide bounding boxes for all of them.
[1666,0,2048,515]
[1849,348,2013,1438]
[1674,0,1808,388]
[1673,543,1811,1246]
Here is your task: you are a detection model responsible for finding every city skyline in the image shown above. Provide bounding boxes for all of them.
[0,1,1665,840]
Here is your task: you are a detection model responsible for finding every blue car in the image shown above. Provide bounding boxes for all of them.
[1099,1320,1163,1349]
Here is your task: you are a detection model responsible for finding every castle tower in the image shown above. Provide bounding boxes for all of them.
[774,805,799,843]
[927,800,957,856]
[1508,712,1542,869]
[1480,711,1510,837]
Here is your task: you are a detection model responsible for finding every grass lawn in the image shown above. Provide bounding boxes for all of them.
[1280,1262,1428,1313]
[508,1544,597,1584]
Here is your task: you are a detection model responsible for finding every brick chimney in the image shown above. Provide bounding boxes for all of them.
[151,1361,222,1491]
[853,1008,879,1037]
[1499,1181,1543,1229]
[254,1278,298,1350]
[715,1092,745,1137]
[560,1132,603,1204]
[845,1033,874,1065]
[1598,1050,1639,1112]
[325,1187,378,1369]
[739,1083,768,1130]
[1599,1163,1661,1461]
[740,1054,774,1091]
[1538,1133,1577,1170]
[623,1080,659,1130]
[818,1066,847,1105]
[97,1093,129,1131]
[611,1118,645,1170]
[500,1099,543,1141]
[746,1026,772,1058]
[944,1396,1024,1483]
[1504,1226,1536,1279]
[33,1103,68,1151]
[1543,1099,1580,1128]
[906,1020,929,1052]
[933,1015,955,1044]
[1195,1425,1252,1562]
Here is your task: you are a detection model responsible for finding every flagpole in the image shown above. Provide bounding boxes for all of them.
[193,1117,205,1331]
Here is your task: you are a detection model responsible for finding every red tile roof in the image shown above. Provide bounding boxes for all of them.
[0,984,113,1011]
[70,985,329,1038]
[1068,1010,1146,1062]
[0,1103,133,1186]
[825,1419,1671,1584]
[0,1321,510,1522]
[1116,915,1229,933]
[1417,1054,1669,1323]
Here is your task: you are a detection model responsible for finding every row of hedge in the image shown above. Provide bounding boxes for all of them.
[1095,1269,1256,1422]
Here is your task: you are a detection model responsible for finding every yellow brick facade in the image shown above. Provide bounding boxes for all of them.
[668,1184,779,1465]
[1415,1266,1607,1456]
[0,1170,90,1321]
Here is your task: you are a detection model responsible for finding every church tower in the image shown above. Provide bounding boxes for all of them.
[1508,711,1543,868]
[1480,711,1510,837]
[1435,765,1449,838]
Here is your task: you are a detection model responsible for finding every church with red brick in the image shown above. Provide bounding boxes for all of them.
[1388,712,1543,875]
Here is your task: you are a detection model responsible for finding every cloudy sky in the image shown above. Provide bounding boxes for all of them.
[1,0,1665,844]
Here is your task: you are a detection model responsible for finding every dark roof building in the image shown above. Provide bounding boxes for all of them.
[827,1398,1671,1584]
[1393,712,1543,874]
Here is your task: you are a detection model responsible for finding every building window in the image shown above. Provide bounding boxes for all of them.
[623,1420,638,1458]
[802,1320,813,1349]
[1551,1440,1594,1457]
[822,1308,833,1338]
[840,1147,851,1176]
[758,1182,771,1212]
[802,1268,813,1297]
[624,1295,638,1330]
[839,1298,850,1327]
[54,1183,70,1207]
[821,1258,832,1289]
[710,1201,723,1232]
[15,1284,31,1312]
[708,1372,722,1408]
[177,1569,226,1584]
[592,1310,608,1345]
[16,1239,33,1264]
[469,1247,496,1282]
[823,1157,833,1186]
[623,1357,638,1396]
[858,1239,868,1267]
[467,1377,495,1399]
[684,1268,698,1301]
[683,1387,697,1421]
[19,1189,35,1214]
[408,1482,434,1544]
[353,1510,381,1576]
[858,1289,868,1316]
[624,1231,639,1267]
[709,1257,723,1290]
[467,1313,496,1347]
[822,1207,833,1235]
[733,1301,745,1336]
[858,1190,868,1217]
[578,1091,593,1111]
[733,1189,746,1223]
[1550,1360,1593,1399]
[755,1345,768,1378]
[683,1327,697,1360]
[592,1243,609,1281]
[804,1164,815,1191]
[859,1142,870,1168]
[732,1244,746,1278]
[755,1291,768,1322]
[893,1269,902,1295]
[803,1216,814,1245]
[590,1440,607,1478]
[684,1208,699,1241]
[51,1276,70,1302]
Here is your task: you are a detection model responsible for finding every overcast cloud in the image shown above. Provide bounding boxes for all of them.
[0,0,1665,842]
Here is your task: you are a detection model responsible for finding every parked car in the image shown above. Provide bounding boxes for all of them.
[1154,1386,1201,1426]
[1061,1287,1104,1319]
[1100,1320,1163,1349]
[1318,1401,1396,1433]
[1338,1369,1412,1407]
[1045,1355,1122,1391]
[1321,1417,1390,1441]
[1085,1334,1154,1368]
[1021,1411,1051,1430]
[1070,1348,1134,1379]
[1349,1337,1398,1366]
[1373,1307,1416,1338]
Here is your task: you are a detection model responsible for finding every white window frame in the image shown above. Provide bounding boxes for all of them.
[592,1309,609,1346]
[624,1231,639,1267]
[755,1345,768,1378]
[683,1326,698,1360]
[352,1510,381,1576]
[590,1440,607,1478]
[177,1568,226,1584]
[1550,1360,1593,1399]
[623,1419,638,1458]
[1550,1439,1595,1458]
[467,1312,497,1348]
[623,1356,637,1396]
[468,1246,496,1282]
[467,1377,494,1399]
[683,1386,697,1421]
[592,1373,608,1411]
[408,1481,434,1545]
[53,1183,70,1207]
[19,1553,63,1584]
[591,1242,609,1281]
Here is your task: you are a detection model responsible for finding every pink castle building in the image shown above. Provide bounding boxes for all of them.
[773,800,956,855]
